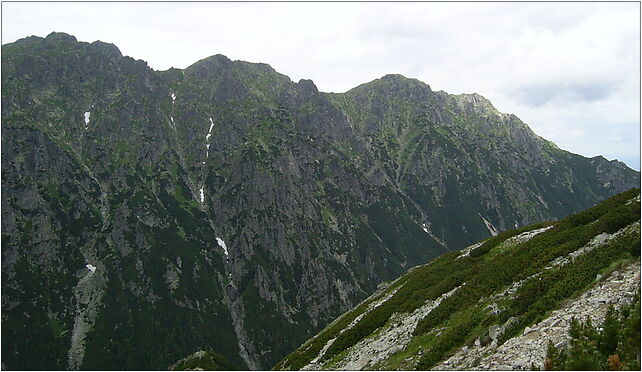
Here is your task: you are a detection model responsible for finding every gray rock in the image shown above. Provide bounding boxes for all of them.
[489,324,501,340]
[480,335,492,347]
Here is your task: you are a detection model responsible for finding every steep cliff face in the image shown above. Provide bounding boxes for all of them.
[276,189,640,370]
[332,75,639,249]
[1,33,639,370]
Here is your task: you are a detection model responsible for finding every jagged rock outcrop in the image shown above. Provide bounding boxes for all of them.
[2,33,639,370]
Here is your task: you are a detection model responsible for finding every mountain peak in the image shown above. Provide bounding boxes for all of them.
[185,54,286,79]
[189,53,232,68]
[297,78,318,93]
[346,74,433,98]
[380,73,410,81]
[378,74,431,89]
[88,40,123,59]
[45,31,77,43]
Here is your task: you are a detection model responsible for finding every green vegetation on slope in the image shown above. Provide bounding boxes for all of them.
[276,188,641,370]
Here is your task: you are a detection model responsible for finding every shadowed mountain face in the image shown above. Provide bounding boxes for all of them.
[1,32,638,370]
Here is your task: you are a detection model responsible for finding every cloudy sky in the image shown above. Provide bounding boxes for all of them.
[2,2,640,169]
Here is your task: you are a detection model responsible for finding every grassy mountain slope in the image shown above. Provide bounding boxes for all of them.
[276,188,641,370]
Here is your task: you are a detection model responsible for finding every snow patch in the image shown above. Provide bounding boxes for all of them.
[199,187,204,203]
[216,237,229,256]
[419,221,448,249]
[421,223,430,234]
[205,118,215,159]
[171,93,176,102]
[206,118,214,141]
[84,112,91,127]
[85,264,96,273]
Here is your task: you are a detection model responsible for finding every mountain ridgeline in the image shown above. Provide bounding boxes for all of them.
[1,32,639,370]
[277,189,641,370]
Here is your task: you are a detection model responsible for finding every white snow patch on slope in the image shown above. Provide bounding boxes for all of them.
[171,93,176,102]
[216,237,229,256]
[85,264,96,273]
[208,118,215,135]
[199,187,204,203]
[205,118,215,159]
[84,112,91,127]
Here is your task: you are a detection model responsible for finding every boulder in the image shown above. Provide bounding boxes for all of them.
[550,318,562,328]
[489,324,501,340]
[480,335,493,347]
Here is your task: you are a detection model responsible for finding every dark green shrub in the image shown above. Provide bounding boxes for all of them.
[545,296,641,370]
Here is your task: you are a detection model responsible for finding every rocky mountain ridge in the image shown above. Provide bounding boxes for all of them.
[436,256,640,370]
[277,189,641,370]
[1,32,639,370]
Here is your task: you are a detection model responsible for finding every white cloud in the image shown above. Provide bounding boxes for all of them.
[2,2,639,169]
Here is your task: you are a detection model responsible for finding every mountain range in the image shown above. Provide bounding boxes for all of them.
[1,32,639,370]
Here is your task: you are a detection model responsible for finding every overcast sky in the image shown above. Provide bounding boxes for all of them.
[2,2,640,170]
